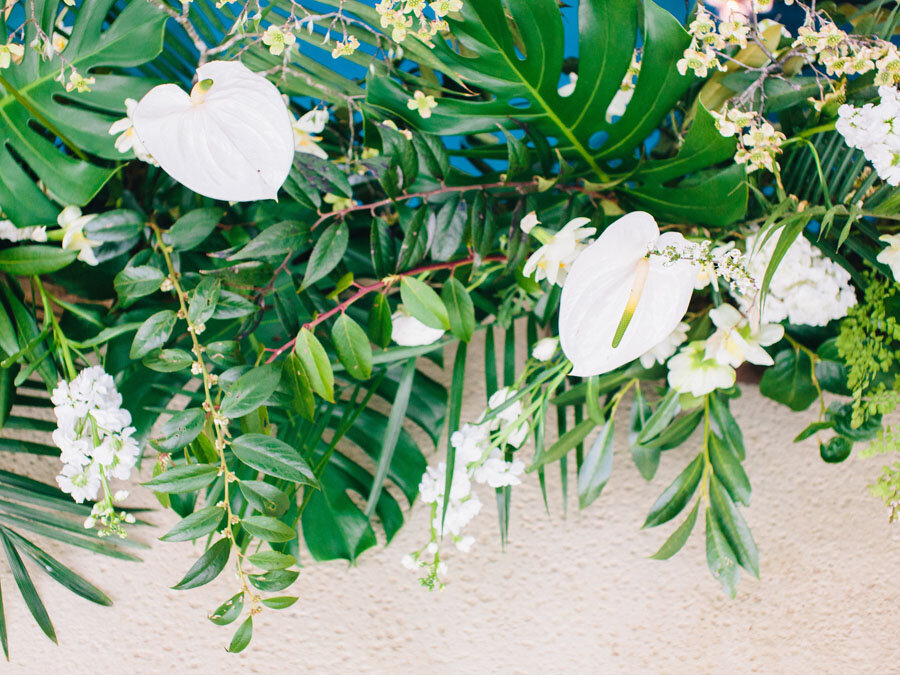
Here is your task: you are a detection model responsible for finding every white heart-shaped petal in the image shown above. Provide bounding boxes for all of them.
[133,61,293,202]
[559,211,694,376]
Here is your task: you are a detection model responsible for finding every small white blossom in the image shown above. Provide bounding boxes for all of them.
[0,219,47,243]
[108,98,156,164]
[58,206,99,266]
[522,216,596,286]
[531,336,558,362]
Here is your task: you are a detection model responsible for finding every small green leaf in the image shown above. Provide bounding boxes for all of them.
[442,277,475,343]
[294,328,334,402]
[172,538,231,590]
[636,390,680,444]
[577,418,614,509]
[241,516,296,543]
[400,277,449,330]
[650,500,700,561]
[165,207,223,251]
[282,355,315,422]
[0,246,76,275]
[155,408,205,452]
[793,420,834,443]
[209,593,244,626]
[430,195,466,261]
[370,218,395,278]
[709,392,746,460]
[708,433,751,506]
[331,314,373,380]
[247,551,296,571]
[187,277,221,327]
[247,569,299,592]
[705,508,740,598]
[261,596,298,610]
[228,616,253,653]
[532,417,595,469]
[229,221,306,261]
[239,480,290,517]
[820,435,853,463]
[0,531,56,643]
[142,348,193,372]
[397,208,428,271]
[231,434,317,485]
[367,293,393,348]
[130,310,176,359]
[642,454,703,528]
[303,221,348,289]
[142,464,219,494]
[159,505,224,542]
[114,265,164,306]
[219,364,281,418]
[709,474,759,577]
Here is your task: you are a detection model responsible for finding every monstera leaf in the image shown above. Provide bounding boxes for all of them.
[365,0,746,226]
[0,0,166,226]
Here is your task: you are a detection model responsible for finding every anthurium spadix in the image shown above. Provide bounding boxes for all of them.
[132,61,293,202]
[559,211,695,376]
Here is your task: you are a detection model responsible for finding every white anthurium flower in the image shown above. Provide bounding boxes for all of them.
[559,211,695,376]
[876,234,900,281]
[667,341,736,397]
[58,206,99,266]
[705,303,784,368]
[522,215,596,287]
[293,108,329,159]
[391,309,445,346]
[132,60,293,202]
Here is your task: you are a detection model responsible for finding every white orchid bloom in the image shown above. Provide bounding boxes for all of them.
[638,321,689,369]
[108,98,156,164]
[58,206,99,266]
[667,341,736,397]
[391,309,445,346]
[292,108,329,159]
[522,215,596,287]
[877,234,900,281]
[559,211,695,377]
[705,303,784,368]
[132,61,293,202]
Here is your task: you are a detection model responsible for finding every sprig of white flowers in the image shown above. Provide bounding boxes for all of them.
[51,366,139,537]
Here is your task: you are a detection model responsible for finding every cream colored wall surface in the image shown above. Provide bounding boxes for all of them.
[1,342,899,674]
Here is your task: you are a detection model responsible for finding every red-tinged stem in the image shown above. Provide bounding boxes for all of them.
[312,180,539,230]
[264,253,507,363]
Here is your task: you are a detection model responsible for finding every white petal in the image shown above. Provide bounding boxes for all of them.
[132,61,294,202]
[297,108,329,133]
[559,212,694,376]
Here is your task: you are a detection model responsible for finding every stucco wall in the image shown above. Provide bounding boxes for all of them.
[1,341,899,673]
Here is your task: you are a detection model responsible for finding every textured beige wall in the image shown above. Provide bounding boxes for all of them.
[1,341,899,673]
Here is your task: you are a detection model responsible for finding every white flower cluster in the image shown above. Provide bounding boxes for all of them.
[654,237,757,297]
[677,4,750,77]
[836,86,900,186]
[521,212,596,287]
[375,0,460,47]
[711,107,786,174]
[403,387,527,588]
[51,367,139,535]
[738,226,857,326]
[792,17,900,84]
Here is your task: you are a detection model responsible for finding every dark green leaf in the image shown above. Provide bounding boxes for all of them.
[241,516,296,543]
[113,265,165,305]
[642,454,703,528]
[303,221,348,289]
[142,348,193,372]
[231,434,317,486]
[228,616,253,653]
[159,505,224,542]
[172,538,231,590]
[219,364,281,418]
[165,208,223,251]
[708,392,745,460]
[367,293,392,348]
[261,595,298,610]
[130,310,176,360]
[142,464,218,494]
[820,435,853,463]
[229,221,306,261]
[332,314,373,380]
[0,246,76,275]
[247,569,299,592]
[705,508,740,598]
[247,551,296,571]
[397,208,429,271]
[649,500,699,561]
[155,408,205,452]
[209,593,244,626]
[239,480,290,518]
[187,277,221,327]
[760,349,818,412]
[709,474,758,577]
[708,433,751,506]
[0,531,55,642]
[282,354,315,422]
[294,328,335,402]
